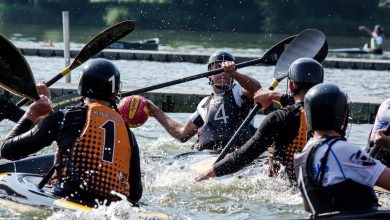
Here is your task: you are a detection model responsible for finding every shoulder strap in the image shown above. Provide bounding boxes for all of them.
[316,136,346,185]
[201,94,214,109]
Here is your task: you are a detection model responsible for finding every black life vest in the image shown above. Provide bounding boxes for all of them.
[294,136,379,215]
[196,87,255,151]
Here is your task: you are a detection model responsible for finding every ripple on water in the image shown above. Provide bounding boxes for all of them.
[0,112,385,219]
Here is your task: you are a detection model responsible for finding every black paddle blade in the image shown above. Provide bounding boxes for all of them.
[234,35,296,70]
[259,35,296,65]
[0,34,39,100]
[274,29,326,81]
[313,40,328,63]
[70,20,135,70]
[16,20,135,107]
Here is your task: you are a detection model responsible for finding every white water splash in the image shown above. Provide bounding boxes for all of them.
[47,199,142,220]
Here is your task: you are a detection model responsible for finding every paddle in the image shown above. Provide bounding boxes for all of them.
[0,34,39,100]
[120,35,296,97]
[15,20,135,107]
[29,35,296,110]
[213,29,328,165]
[51,92,82,112]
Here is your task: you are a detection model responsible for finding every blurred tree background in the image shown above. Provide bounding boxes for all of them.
[0,0,389,36]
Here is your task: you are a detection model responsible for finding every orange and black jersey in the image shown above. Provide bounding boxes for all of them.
[0,97,24,123]
[0,104,142,204]
[213,102,304,181]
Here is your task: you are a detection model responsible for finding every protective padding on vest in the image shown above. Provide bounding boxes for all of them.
[269,108,307,181]
[63,103,131,198]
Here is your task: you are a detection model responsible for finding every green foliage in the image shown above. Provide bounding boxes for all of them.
[0,3,52,24]
[104,7,131,26]
[1,0,390,36]
[259,0,384,35]
[0,3,6,12]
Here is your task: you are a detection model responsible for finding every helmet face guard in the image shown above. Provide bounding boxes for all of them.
[208,77,234,91]
[207,51,235,70]
[207,51,235,91]
[78,58,120,102]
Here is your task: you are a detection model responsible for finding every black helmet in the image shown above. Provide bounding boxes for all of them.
[207,51,235,69]
[304,83,349,135]
[78,58,120,102]
[288,58,324,84]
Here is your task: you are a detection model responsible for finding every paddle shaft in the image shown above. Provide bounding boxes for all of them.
[213,29,327,165]
[121,35,296,97]
[16,66,75,107]
[213,77,285,163]
[16,61,78,106]
[17,35,295,114]
[16,20,135,107]
[121,57,270,97]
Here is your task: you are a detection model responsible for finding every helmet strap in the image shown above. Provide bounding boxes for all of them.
[340,109,350,137]
[288,80,296,95]
[112,100,120,112]
[333,110,350,137]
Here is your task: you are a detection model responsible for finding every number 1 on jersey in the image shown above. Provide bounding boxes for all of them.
[101,120,115,163]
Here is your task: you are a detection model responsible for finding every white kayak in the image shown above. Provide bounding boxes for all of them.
[0,172,170,219]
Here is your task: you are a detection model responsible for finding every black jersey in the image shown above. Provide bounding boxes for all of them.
[193,84,255,152]
[0,97,24,122]
[213,103,304,182]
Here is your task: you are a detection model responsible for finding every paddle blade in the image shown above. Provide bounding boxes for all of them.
[70,20,135,71]
[259,35,296,65]
[274,29,326,81]
[0,34,39,100]
[313,40,328,62]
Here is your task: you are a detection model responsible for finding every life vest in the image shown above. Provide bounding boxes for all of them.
[269,105,307,181]
[294,136,379,215]
[371,36,383,49]
[370,36,384,54]
[57,103,131,200]
[196,88,255,151]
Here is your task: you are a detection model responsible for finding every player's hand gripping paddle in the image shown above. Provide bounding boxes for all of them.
[214,29,328,165]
